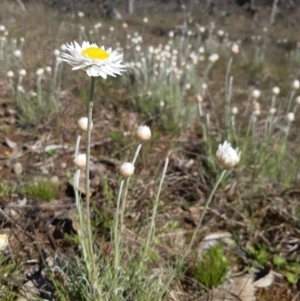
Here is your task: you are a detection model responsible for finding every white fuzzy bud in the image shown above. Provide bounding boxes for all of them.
[272,87,280,95]
[296,96,300,104]
[19,69,26,76]
[231,43,239,55]
[143,17,148,23]
[0,234,9,251]
[209,53,219,63]
[46,66,52,73]
[7,71,14,78]
[120,162,135,177]
[137,125,151,141]
[216,141,241,169]
[36,68,44,76]
[292,80,300,90]
[252,89,261,99]
[60,44,67,51]
[218,30,224,37]
[169,31,174,38]
[269,108,276,115]
[185,83,191,90]
[287,112,295,122]
[53,49,60,56]
[232,107,238,115]
[77,117,92,132]
[14,49,22,58]
[196,94,203,103]
[74,153,87,168]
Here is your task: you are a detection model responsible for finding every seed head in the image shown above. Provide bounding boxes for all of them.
[120,162,135,177]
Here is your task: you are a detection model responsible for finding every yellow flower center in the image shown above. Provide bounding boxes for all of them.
[81,47,109,60]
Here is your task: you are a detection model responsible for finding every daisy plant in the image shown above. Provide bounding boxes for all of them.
[62,41,125,299]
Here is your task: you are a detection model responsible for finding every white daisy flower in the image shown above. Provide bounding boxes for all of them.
[61,41,125,78]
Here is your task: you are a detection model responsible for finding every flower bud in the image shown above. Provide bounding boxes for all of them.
[253,101,261,115]
[137,125,151,141]
[272,87,280,95]
[19,69,26,76]
[14,49,22,58]
[270,108,276,115]
[232,107,238,115]
[77,117,93,132]
[53,49,60,56]
[296,96,300,104]
[120,162,135,177]
[216,141,241,169]
[209,53,219,63]
[252,89,261,99]
[36,68,44,76]
[0,234,9,251]
[7,71,14,78]
[292,80,300,90]
[287,112,295,122]
[231,43,239,55]
[74,154,87,168]
[196,94,203,103]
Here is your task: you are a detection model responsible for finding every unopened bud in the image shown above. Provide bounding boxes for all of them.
[120,162,135,177]
[272,87,280,95]
[292,80,300,90]
[77,117,93,132]
[137,125,151,141]
[287,112,295,122]
[74,154,87,168]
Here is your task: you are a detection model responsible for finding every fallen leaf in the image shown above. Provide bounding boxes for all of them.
[253,270,274,288]
[4,136,17,149]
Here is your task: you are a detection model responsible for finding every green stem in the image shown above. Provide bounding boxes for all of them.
[144,157,169,252]
[114,179,124,270]
[85,76,98,292]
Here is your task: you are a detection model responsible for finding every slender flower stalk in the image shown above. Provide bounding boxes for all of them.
[225,56,233,134]
[144,157,169,251]
[85,76,96,283]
